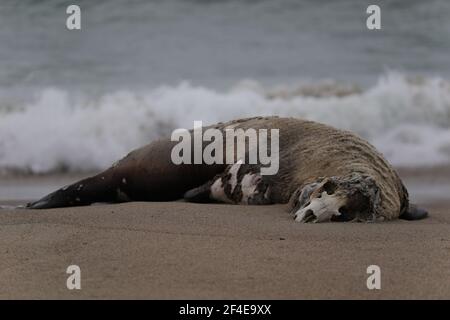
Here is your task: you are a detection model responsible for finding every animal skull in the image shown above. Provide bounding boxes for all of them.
[294,190,347,223]
[289,174,380,223]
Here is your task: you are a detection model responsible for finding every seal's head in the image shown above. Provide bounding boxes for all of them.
[288,174,381,223]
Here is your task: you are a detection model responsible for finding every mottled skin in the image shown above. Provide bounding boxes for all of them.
[211,117,408,220]
[27,116,427,222]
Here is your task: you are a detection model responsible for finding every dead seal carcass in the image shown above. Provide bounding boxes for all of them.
[27,116,428,222]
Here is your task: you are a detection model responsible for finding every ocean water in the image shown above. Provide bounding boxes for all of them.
[1,0,450,174]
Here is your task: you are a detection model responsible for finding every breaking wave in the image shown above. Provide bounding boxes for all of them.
[1,72,450,174]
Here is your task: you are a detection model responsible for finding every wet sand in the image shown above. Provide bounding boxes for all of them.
[0,168,449,299]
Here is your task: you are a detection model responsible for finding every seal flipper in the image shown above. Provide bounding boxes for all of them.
[399,204,429,220]
[184,180,215,203]
[26,189,71,209]
[26,171,120,209]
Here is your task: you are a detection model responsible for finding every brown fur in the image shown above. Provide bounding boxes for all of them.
[207,116,407,220]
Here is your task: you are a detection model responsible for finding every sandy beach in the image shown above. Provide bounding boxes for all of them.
[0,169,449,299]
[1,0,450,301]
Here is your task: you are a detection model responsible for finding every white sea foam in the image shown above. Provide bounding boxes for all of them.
[1,72,450,173]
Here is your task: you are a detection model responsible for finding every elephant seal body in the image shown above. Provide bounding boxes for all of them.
[27,116,428,222]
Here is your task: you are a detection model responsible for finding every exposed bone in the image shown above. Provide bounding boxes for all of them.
[294,191,347,223]
[240,173,260,204]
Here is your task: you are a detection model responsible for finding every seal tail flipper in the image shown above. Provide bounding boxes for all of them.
[399,203,429,220]
[26,171,118,209]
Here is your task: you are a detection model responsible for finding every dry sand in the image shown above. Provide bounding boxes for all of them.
[0,201,449,299]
